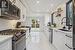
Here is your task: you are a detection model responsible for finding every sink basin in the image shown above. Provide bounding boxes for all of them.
[59,29,69,31]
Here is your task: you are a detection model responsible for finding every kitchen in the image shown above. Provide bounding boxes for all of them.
[0,0,74,50]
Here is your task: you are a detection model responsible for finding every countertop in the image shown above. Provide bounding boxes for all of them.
[49,27,72,33]
[0,28,29,45]
[49,27,73,37]
[0,35,13,45]
[11,28,29,30]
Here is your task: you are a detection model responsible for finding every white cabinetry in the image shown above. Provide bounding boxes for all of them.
[26,28,31,50]
[0,39,12,50]
[53,30,65,50]
[44,27,53,43]
[17,0,26,21]
[53,29,73,50]
[65,33,73,50]
[26,29,31,46]
[44,27,50,41]
[10,0,26,21]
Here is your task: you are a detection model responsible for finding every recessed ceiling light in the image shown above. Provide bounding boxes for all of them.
[37,1,40,3]
[51,4,53,7]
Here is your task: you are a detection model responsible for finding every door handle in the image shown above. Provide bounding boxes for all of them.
[65,44,73,49]
[65,35,72,38]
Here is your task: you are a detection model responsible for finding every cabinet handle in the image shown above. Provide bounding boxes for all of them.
[49,30,51,32]
[65,44,73,49]
[65,35,72,38]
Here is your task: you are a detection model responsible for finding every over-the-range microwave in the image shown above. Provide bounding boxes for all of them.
[0,0,20,20]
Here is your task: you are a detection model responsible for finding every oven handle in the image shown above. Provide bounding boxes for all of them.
[65,44,73,49]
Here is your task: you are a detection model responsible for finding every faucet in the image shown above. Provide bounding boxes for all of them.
[61,17,66,29]
[61,17,66,24]
[61,17,72,30]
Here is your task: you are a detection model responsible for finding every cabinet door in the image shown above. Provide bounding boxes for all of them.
[64,44,73,50]
[26,30,31,47]
[53,30,60,50]
[53,30,65,50]
[44,27,50,41]
[46,28,50,41]
[0,39,12,50]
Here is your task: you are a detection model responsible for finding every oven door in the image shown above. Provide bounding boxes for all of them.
[13,35,26,50]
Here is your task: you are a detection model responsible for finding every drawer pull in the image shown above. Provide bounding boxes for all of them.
[65,44,73,49]
[65,35,72,38]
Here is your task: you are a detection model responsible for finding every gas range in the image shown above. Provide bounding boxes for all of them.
[0,29,26,41]
[0,29,27,50]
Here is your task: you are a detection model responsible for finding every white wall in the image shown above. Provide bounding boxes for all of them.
[25,16,45,32]
[50,3,66,28]
[44,14,51,26]
[18,0,50,27]
[26,11,50,25]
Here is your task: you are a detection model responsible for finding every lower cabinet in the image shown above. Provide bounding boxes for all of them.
[26,30,31,47]
[0,39,12,50]
[53,30,66,50]
[65,33,73,50]
[53,30,73,50]
[64,44,73,50]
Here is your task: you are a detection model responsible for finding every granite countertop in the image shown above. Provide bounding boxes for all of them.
[0,28,30,45]
[0,35,13,45]
[0,28,29,35]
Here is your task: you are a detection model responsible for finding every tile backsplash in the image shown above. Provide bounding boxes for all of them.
[0,18,18,31]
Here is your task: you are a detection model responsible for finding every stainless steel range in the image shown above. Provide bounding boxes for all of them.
[0,29,26,50]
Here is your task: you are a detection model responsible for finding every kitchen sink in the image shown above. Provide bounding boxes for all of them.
[59,29,69,31]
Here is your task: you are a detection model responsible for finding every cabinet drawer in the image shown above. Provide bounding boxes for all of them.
[65,44,73,50]
[65,35,73,48]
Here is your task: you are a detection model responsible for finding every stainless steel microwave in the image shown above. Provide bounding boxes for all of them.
[0,0,20,20]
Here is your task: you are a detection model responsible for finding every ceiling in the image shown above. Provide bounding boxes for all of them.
[23,0,69,13]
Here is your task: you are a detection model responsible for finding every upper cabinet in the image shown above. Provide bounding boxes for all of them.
[0,0,20,20]
[19,1,26,21]
[11,0,26,21]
